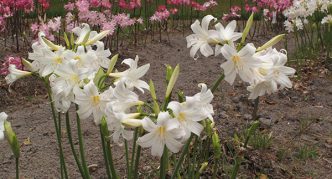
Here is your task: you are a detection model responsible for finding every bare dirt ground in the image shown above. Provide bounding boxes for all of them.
[0,32,332,178]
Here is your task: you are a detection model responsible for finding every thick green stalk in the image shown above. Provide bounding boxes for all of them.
[65,112,85,178]
[99,126,112,179]
[171,134,194,179]
[124,140,131,179]
[211,74,225,93]
[46,84,68,179]
[160,147,168,179]
[251,97,260,120]
[133,145,141,179]
[105,140,118,179]
[130,128,139,175]
[15,157,19,179]
[75,105,91,179]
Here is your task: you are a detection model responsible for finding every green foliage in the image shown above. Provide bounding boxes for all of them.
[249,132,273,150]
[295,146,318,160]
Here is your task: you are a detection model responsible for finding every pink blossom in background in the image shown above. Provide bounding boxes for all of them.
[119,0,141,10]
[0,16,5,32]
[101,0,112,8]
[102,20,116,36]
[223,5,241,21]
[0,56,23,76]
[150,6,170,22]
[203,0,218,9]
[113,13,136,27]
[136,18,144,24]
[170,8,178,15]
[76,0,90,13]
[38,0,50,10]
[64,2,75,11]
[47,17,62,32]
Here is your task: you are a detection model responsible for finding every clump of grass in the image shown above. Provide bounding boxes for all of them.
[249,132,273,150]
[295,146,318,160]
[276,148,288,161]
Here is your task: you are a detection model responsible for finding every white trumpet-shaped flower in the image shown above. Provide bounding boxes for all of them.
[109,56,150,93]
[74,81,113,124]
[185,83,214,122]
[73,23,110,45]
[168,98,209,140]
[247,49,296,99]
[186,15,220,59]
[0,112,8,140]
[220,43,261,85]
[106,111,141,145]
[137,112,185,158]
[214,20,242,56]
[5,65,32,85]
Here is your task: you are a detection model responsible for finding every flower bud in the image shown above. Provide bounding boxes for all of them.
[106,54,119,75]
[165,64,180,99]
[241,13,254,44]
[212,131,222,159]
[198,162,209,174]
[4,121,20,158]
[257,34,285,52]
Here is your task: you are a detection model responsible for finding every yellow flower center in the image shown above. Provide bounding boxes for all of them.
[74,56,81,60]
[232,55,240,65]
[91,95,100,106]
[258,68,268,76]
[158,126,165,137]
[54,56,63,64]
[177,112,186,122]
[70,74,79,82]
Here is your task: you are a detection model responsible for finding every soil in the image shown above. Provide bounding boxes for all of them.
[0,31,332,178]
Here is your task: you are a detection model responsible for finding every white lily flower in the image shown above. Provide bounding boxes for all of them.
[186,15,220,59]
[5,65,32,85]
[73,23,110,45]
[86,41,111,69]
[106,112,141,145]
[185,83,214,122]
[247,49,296,99]
[74,81,113,124]
[167,100,208,140]
[0,112,8,140]
[214,20,242,56]
[220,43,261,85]
[109,56,150,93]
[137,112,185,158]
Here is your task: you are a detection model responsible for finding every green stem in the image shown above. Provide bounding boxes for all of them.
[105,140,118,179]
[230,157,241,179]
[211,74,225,93]
[160,147,168,179]
[251,97,260,120]
[15,157,19,179]
[125,140,131,179]
[171,134,194,179]
[75,105,91,179]
[46,83,68,179]
[133,145,141,179]
[65,112,85,178]
[130,128,139,174]
[99,126,112,179]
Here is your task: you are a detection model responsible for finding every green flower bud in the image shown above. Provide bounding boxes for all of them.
[4,121,20,158]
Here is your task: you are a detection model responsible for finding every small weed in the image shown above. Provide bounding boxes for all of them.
[295,146,318,160]
[276,148,288,161]
[249,132,273,150]
[299,118,316,134]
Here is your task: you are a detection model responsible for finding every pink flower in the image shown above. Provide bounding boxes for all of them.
[0,56,23,76]
[64,2,75,11]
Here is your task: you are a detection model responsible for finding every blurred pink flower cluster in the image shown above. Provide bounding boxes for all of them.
[222,6,241,21]
[0,56,23,76]
[31,17,61,41]
[0,0,49,31]
[119,0,141,10]
[150,5,171,22]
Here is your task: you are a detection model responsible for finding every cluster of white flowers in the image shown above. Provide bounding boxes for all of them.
[5,23,216,158]
[137,83,214,157]
[186,15,296,99]
[283,0,332,32]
